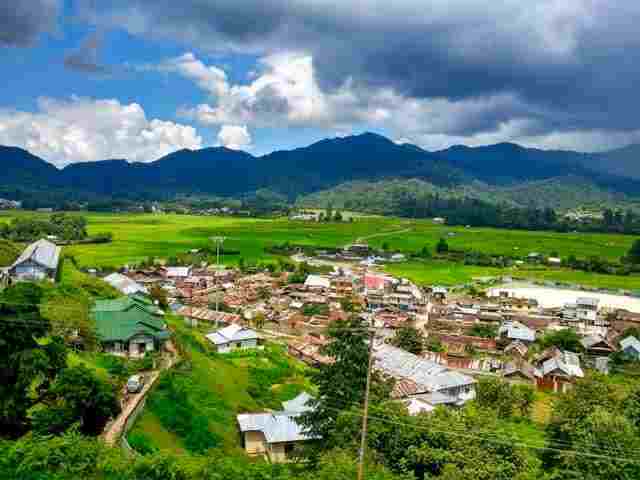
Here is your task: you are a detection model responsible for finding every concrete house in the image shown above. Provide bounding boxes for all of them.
[8,239,61,281]
[92,295,170,357]
[237,392,316,462]
[206,324,259,353]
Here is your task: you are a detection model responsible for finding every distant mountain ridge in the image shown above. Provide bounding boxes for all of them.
[1,132,640,207]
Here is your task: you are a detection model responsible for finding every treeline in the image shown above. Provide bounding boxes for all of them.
[390,192,640,234]
[0,213,88,241]
[0,213,113,244]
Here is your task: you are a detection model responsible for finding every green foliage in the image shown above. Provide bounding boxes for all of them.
[149,284,169,310]
[476,377,535,418]
[147,369,222,453]
[468,323,498,338]
[302,303,330,317]
[436,237,449,253]
[391,326,425,355]
[31,365,120,436]
[628,239,640,264]
[1,213,88,242]
[537,329,583,353]
[246,347,297,409]
[127,430,160,455]
[0,283,68,438]
[299,316,392,454]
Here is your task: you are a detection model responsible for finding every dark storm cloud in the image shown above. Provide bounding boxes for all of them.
[0,0,60,46]
[63,31,111,75]
[80,1,640,138]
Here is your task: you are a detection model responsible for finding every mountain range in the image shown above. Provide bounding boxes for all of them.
[1,132,639,209]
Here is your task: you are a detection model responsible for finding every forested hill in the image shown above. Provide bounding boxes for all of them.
[1,133,640,206]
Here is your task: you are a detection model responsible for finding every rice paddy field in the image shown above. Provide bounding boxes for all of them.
[2,210,640,289]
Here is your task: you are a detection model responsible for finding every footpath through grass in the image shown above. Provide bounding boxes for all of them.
[127,315,312,455]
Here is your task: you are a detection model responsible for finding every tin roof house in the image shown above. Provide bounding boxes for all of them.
[8,239,61,282]
[373,344,476,406]
[206,324,259,353]
[237,392,316,462]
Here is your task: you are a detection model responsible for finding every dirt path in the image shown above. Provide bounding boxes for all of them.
[102,349,177,446]
[353,227,413,245]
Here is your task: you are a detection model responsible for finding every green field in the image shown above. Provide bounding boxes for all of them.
[2,211,639,289]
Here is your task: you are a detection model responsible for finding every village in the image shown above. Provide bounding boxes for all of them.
[4,236,640,463]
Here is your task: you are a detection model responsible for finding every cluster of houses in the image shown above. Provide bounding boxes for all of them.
[7,238,640,462]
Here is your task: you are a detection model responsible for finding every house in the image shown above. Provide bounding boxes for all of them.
[620,336,640,361]
[536,350,583,393]
[8,239,61,281]
[402,391,456,415]
[206,324,259,353]
[547,257,562,266]
[304,274,331,290]
[92,295,170,357]
[237,392,316,462]
[502,360,537,385]
[103,272,148,296]
[581,334,615,356]
[504,340,529,358]
[163,266,192,279]
[499,320,536,343]
[373,344,476,405]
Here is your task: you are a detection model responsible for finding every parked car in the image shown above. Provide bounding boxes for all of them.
[126,374,145,393]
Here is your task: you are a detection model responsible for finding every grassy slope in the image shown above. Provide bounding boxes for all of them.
[129,315,311,455]
[0,238,20,266]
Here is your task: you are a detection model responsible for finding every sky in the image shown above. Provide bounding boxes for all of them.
[1,1,640,166]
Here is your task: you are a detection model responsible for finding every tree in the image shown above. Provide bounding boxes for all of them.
[299,316,392,452]
[31,365,120,436]
[418,245,432,259]
[0,284,68,438]
[628,239,640,264]
[436,237,449,254]
[538,328,583,352]
[149,285,169,310]
[391,326,425,355]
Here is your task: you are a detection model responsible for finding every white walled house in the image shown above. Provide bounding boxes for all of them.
[8,239,61,282]
[206,324,259,353]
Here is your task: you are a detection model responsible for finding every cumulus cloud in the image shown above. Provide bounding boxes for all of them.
[0,97,203,166]
[81,1,640,150]
[0,0,60,46]
[217,125,252,150]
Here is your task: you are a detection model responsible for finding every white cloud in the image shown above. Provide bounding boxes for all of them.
[0,96,203,166]
[157,52,229,100]
[217,125,252,150]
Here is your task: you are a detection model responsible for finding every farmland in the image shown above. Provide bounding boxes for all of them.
[1,211,639,289]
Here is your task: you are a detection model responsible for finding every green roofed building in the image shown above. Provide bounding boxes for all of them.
[92,294,170,357]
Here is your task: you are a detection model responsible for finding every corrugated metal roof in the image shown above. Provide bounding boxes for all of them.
[374,344,475,395]
[282,392,313,413]
[11,239,60,270]
[206,324,258,345]
[237,393,317,443]
[621,336,640,352]
[104,273,148,295]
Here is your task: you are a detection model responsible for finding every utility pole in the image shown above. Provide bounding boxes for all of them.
[210,236,226,320]
[357,326,375,480]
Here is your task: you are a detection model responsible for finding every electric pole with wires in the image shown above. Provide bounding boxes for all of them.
[357,322,376,480]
